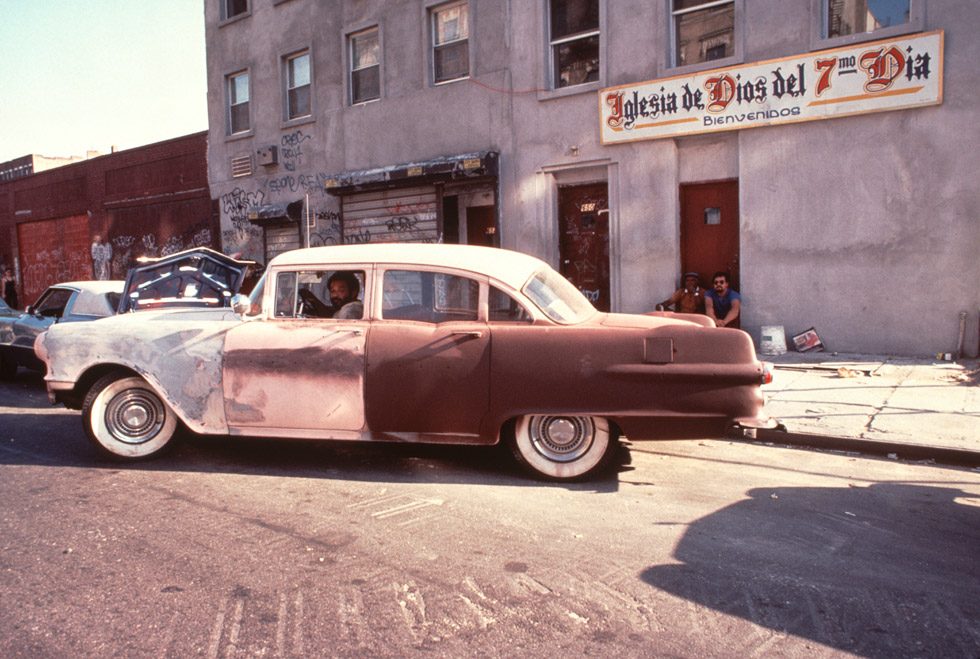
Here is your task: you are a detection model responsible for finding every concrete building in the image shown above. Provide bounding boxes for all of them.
[0,133,217,306]
[0,153,97,183]
[204,0,979,357]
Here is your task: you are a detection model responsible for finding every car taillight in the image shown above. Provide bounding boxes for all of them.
[761,361,774,385]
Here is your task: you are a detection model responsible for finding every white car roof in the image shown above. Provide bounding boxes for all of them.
[53,280,125,293]
[268,244,551,290]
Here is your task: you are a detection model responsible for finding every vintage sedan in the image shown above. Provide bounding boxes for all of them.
[0,280,124,378]
[36,244,773,480]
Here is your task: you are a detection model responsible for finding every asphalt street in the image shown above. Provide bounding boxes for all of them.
[2,373,979,657]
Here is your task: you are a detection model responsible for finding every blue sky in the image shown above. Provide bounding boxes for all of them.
[0,0,207,163]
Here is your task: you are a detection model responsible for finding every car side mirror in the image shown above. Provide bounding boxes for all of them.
[231,294,252,316]
[24,305,33,315]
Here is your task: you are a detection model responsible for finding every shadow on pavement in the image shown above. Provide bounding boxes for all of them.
[0,410,631,493]
[642,482,980,656]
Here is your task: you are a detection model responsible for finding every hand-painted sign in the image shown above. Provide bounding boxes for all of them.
[599,30,942,144]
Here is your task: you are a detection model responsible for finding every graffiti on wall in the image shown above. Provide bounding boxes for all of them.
[309,210,342,247]
[215,129,463,259]
[91,236,112,280]
[107,221,214,280]
[21,249,91,302]
[221,187,266,233]
[280,130,311,172]
[218,134,343,261]
[219,186,265,259]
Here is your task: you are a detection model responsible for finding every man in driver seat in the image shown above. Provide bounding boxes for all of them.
[327,271,363,319]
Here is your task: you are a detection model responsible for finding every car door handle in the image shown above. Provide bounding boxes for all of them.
[451,330,483,338]
[337,327,364,336]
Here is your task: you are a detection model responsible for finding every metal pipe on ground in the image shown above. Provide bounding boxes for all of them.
[956,310,967,359]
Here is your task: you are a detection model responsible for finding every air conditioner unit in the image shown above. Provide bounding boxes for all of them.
[256,145,279,166]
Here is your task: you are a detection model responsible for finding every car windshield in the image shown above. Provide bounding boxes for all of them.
[522,267,596,324]
[246,271,268,316]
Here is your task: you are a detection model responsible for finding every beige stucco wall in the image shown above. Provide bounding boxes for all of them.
[205,0,980,356]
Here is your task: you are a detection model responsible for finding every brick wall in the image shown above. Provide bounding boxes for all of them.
[0,132,215,303]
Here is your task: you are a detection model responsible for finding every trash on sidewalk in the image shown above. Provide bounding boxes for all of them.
[760,325,787,355]
[775,363,876,377]
[792,327,824,353]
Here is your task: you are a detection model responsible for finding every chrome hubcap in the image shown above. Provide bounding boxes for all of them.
[529,416,594,463]
[105,390,165,444]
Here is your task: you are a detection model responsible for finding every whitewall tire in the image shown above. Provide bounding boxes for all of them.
[82,374,178,460]
[509,415,613,481]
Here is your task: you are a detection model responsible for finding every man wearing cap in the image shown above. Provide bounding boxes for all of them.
[655,272,705,314]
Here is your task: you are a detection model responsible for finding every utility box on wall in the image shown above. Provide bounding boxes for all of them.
[256,146,278,166]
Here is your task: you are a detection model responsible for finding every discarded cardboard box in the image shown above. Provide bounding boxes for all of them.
[792,327,824,353]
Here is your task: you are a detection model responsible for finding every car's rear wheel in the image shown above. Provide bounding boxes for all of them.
[508,414,613,481]
[82,374,178,460]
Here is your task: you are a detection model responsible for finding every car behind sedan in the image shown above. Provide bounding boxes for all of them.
[36,244,773,481]
[0,280,123,378]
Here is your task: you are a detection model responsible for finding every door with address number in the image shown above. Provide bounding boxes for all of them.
[558,183,610,311]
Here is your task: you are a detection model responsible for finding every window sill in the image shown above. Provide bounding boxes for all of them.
[666,54,743,78]
[225,130,254,142]
[433,75,470,87]
[537,79,602,103]
[350,98,381,107]
[218,12,251,28]
[281,115,315,130]
[810,24,923,52]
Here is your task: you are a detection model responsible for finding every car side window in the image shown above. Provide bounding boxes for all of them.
[274,269,365,319]
[71,291,117,317]
[489,285,532,323]
[382,270,478,323]
[33,288,73,318]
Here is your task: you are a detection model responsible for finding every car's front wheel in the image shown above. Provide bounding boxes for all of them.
[508,415,613,481]
[0,353,16,380]
[82,374,179,460]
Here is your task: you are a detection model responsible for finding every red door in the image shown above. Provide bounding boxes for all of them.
[558,183,610,311]
[680,180,739,290]
[17,215,94,305]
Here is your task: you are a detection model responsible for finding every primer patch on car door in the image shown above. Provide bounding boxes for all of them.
[222,320,367,432]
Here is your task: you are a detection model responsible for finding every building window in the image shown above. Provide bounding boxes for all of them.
[549,0,600,89]
[431,2,469,84]
[672,0,735,68]
[349,28,381,104]
[285,51,311,120]
[825,0,910,38]
[227,71,250,134]
[221,0,249,21]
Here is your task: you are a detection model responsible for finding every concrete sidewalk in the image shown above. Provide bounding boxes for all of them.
[753,352,980,465]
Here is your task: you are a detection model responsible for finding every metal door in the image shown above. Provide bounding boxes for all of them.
[17,215,93,305]
[465,206,497,247]
[558,183,610,311]
[680,180,740,289]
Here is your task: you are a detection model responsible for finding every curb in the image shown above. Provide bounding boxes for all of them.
[730,428,980,469]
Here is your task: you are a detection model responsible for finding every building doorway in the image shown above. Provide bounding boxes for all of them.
[465,206,496,247]
[680,180,740,291]
[558,182,610,311]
